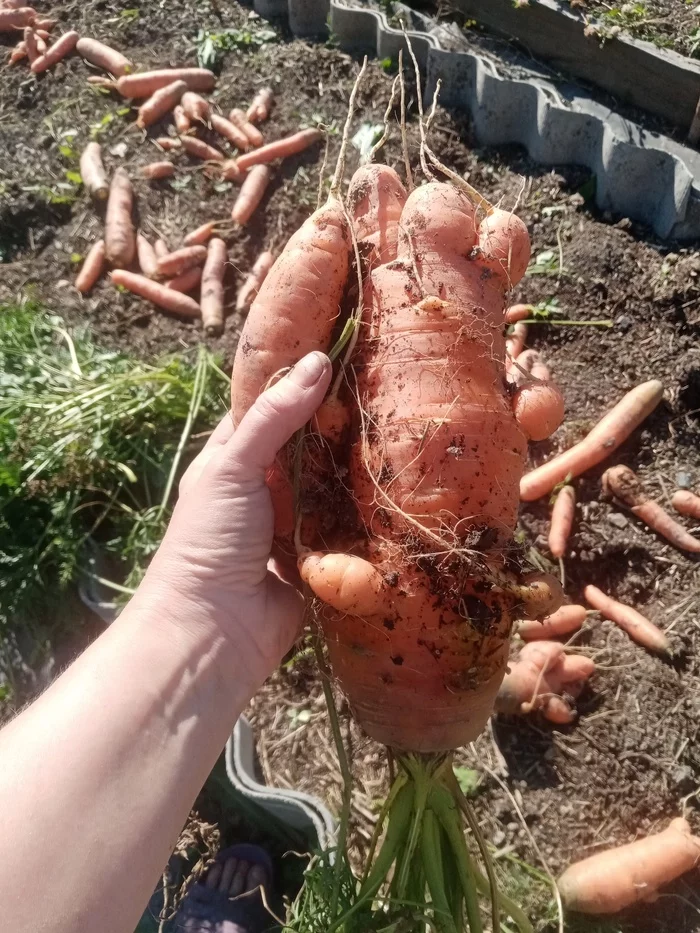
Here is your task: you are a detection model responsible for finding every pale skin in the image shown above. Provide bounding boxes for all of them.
[0,351,333,933]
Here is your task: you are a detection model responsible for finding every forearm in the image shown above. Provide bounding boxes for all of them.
[0,589,253,933]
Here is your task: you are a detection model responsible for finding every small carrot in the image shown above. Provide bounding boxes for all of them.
[34,28,51,40]
[116,68,216,99]
[549,485,576,559]
[140,161,176,180]
[113,269,200,318]
[584,584,670,655]
[510,352,565,443]
[671,489,700,521]
[200,238,227,335]
[183,221,217,246]
[181,91,211,124]
[209,113,249,151]
[246,86,273,123]
[31,17,56,31]
[231,164,270,225]
[214,159,243,182]
[75,240,106,293]
[173,104,190,134]
[105,168,135,269]
[80,142,109,201]
[236,249,274,313]
[603,464,700,554]
[235,128,322,171]
[179,136,224,162]
[87,75,115,89]
[506,320,527,362]
[166,266,203,293]
[154,238,170,259]
[154,137,180,151]
[136,79,187,130]
[136,234,158,278]
[505,303,531,324]
[228,108,263,148]
[0,7,35,32]
[76,37,132,77]
[520,380,664,501]
[517,605,588,641]
[23,26,38,63]
[31,30,79,74]
[9,40,26,63]
[156,244,207,278]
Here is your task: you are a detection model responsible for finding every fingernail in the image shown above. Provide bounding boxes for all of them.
[292,351,329,388]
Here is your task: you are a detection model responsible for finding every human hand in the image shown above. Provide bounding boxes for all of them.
[131,351,331,687]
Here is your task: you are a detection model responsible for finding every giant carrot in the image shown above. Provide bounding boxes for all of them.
[235,249,274,314]
[112,269,200,318]
[136,79,187,129]
[31,30,79,74]
[584,584,670,655]
[75,240,106,293]
[79,142,108,201]
[549,485,576,559]
[116,68,216,99]
[235,128,322,171]
[76,37,132,77]
[104,168,135,269]
[520,380,664,500]
[246,86,273,123]
[230,165,270,225]
[200,238,227,335]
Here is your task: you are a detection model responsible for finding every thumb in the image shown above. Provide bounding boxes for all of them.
[225,351,332,480]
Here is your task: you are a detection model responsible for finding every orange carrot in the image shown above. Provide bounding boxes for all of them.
[246,86,273,123]
[505,303,531,324]
[32,17,55,31]
[34,27,51,40]
[181,91,211,123]
[520,380,664,501]
[549,485,576,559]
[23,25,38,62]
[671,489,700,521]
[154,238,169,259]
[76,37,132,77]
[116,68,216,99]
[584,584,670,655]
[79,142,108,201]
[0,7,35,31]
[136,233,158,278]
[517,604,588,641]
[235,249,274,314]
[172,104,190,134]
[214,159,243,181]
[113,270,201,317]
[140,161,175,180]
[183,221,217,246]
[31,30,79,74]
[75,240,106,293]
[105,168,135,269]
[228,108,263,148]
[136,79,187,130]
[512,379,565,442]
[155,245,207,278]
[154,137,180,151]
[87,75,115,89]
[230,164,270,225]
[209,113,249,150]
[236,128,322,171]
[179,136,224,162]
[505,320,527,362]
[9,40,26,63]
[603,464,700,553]
[166,266,202,293]
[558,818,700,914]
[200,238,227,335]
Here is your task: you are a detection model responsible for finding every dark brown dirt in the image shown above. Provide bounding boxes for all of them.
[4,1,700,930]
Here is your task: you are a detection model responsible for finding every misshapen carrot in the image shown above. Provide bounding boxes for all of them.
[520,380,664,501]
[75,240,106,293]
[229,108,263,147]
[76,37,132,77]
[558,818,700,914]
[200,238,227,335]
[209,113,249,150]
[105,168,135,269]
[517,604,588,641]
[179,136,224,162]
[603,464,700,553]
[116,67,216,99]
[235,128,322,171]
[549,485,576,558]
[156,245,207,278]
[0,7,35,31]
[231,165,270,224]
[584,584,670,655]
[112,269,200,318]
[181,91,211,124]
[140,161,175,180]
[136,79,187,129]
[172,104,190,134]
[31,30,79,74]
[183,221,217,246]
[246,86,273,123]
[136,234,158,278]
[166,266,202,293]
[672,489,700,520]
[235,249,274,314]
[80,142,108,200]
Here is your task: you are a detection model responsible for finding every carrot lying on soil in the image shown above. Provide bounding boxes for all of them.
[80,142,108,200]
[173,104,190,134]
[200,238,227,335]
[584,584,670,655]
[75,240,106,293]
[155,245,207,278]
[215,159,243,182]
[24,25,38,62]
[549,485,576,559]
[31,30,79,73]
[76,37,132,77]
[32,17,55,31]
[235,249,274,313]
[496,640,595,724]
[166,266,202,294]
[520,379,664,501]
[116,67,216,99]
[9,40,26,62]
[516,604,588,641]
[230,165,270,225]
[136,233,158,278]
[235,128,322,171]
[602,464,700,553]
[246,86,273,123]
[179,136,224,162]
[181,91,211,124]
[0,7,35,31]
[228,108,263,148]
[558,817,700,914]
[104,168,135,269]
[34,27,50,40]
[183,221,217,246]
[140,161,175,180]
[209,113,250,150]
[505,303,531,324]
[154,137,180,151]
[136,79,187,129]
[87,75,114,89]
[112,269,200,317]
[672,489,700,520]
